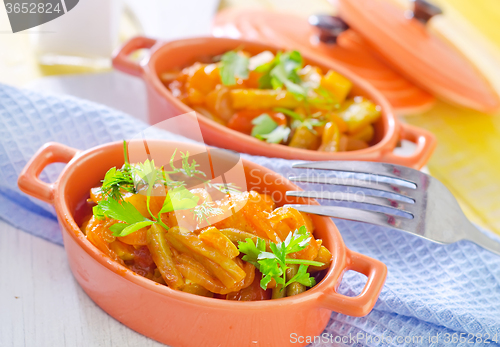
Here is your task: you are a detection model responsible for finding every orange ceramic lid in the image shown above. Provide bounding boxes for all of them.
[337,0,500,112]
[212,8,435,115]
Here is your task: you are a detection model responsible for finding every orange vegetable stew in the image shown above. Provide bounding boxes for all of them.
[79,143,332,300]
[160,49,382,152]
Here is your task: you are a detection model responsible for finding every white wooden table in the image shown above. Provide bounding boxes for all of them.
[0,220,166,347]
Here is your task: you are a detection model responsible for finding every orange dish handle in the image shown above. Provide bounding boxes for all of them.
[17,142,79,205]
[381,123,437,169]
[112,36,158,77]
[318,250,387,317]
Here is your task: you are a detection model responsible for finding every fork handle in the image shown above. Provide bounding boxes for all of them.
[463,222,500,256]
[318,249,387,317]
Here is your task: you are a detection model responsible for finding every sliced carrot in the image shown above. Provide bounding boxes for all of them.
[117,228,148,246]
[243,70,263,88]
[185,62,220,95]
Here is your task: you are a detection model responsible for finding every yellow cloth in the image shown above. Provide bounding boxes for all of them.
[404,0,500,233]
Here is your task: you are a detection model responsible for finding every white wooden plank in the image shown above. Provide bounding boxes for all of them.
[0,221,166,347]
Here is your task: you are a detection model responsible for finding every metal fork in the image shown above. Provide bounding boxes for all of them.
[284,161,500,255]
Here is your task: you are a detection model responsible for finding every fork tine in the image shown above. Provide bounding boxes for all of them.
[285,191,415,215]
[288,175,415,202]
[285,204,415,232]
[292,161,422,186]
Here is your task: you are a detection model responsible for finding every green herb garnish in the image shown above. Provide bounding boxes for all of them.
[274,107,326,135]
[100,142,135,201]
[251,113,278,138]
[290,118,326,135]
[255,50,306,100]
[208,182,242,195]
[219,51,250,86]
[93,141,224,236]
[250,113,291,144]
[100,185,199,237]
[165,149,206,178]
[256,125,291,144]
[273,107,305,122]
[99,198,155,236]
[270,63,306,100]
[254,50,344,113]
[193,201,224,224]
[306,86,340,110]
[238,226,324,290]
[159,186,200,215]
[133,159,164,218]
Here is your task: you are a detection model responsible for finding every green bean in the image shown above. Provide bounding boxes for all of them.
[168,227,246,282]
[272,284,286,299]
[219,228,258,244]
[286,264,306,297]
[164,232,238,289]
[181,283,214,298]
[146,224,184,289]
[219,228,271,250]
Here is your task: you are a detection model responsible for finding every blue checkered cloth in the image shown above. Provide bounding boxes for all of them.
[1,83,499,346]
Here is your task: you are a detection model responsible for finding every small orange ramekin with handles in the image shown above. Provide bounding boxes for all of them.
[112,36,436,169]
[18,140,387,347]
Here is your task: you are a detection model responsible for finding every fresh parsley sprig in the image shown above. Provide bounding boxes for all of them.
[219,50,250,86]
[99,185,200,237]
[254,50,342,115]
[159,186,200,215]
[238,226,324,291]
[273,107,327,135]
[250,113,291,144]
[273,107,305,122]
[257,126,291,144]
[290,118,328,136]
[133,158,164,219]
[93,141,241,236]
[100,198,156,236]
[251,113,278,138]
[99,141,135,201]
[255,51,307,100]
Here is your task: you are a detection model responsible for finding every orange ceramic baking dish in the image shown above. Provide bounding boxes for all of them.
[112,36,436,169]
[18,140,387,347]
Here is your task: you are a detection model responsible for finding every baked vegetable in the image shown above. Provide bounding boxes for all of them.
[161,49,382,152]
[81,142,332,300]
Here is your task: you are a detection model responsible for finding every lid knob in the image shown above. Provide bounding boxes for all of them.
[407,0,443,24]
[309,15,349,44]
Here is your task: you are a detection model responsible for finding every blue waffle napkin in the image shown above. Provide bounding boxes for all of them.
[1,83,500,347]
